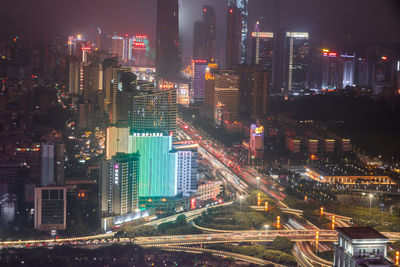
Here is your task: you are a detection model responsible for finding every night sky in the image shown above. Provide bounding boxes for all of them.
[2,0,399,62]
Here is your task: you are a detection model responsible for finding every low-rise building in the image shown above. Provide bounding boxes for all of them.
[334,227,393,267]
[196,180,223,200]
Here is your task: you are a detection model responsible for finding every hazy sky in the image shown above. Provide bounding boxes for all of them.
[1,0,399,63]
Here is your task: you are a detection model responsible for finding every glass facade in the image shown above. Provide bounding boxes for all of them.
[128,133,177,197]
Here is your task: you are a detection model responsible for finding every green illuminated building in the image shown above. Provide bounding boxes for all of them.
[128,132,177,197]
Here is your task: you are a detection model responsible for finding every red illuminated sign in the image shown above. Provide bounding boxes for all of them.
[382,56,387,60]
[190,198,196,210]
[193,59,207,63]
[81,46,92,51]
[328,52,337,57]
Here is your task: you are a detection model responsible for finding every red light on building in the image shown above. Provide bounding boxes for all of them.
[323,52,328,56]
[203,8,207,12]
[193,59,207,63]
[190,198,196,210]
[328,52,337,57]
[382,56,388,60]
[229,9,233,13]
[81,46,92,51]
[169,131,174,136]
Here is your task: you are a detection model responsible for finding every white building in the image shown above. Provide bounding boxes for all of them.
[174,143,198,197]
[334,227,393,267]
[41,142,54,186]
[196,180,223,200]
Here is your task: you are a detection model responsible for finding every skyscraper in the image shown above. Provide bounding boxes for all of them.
[106,126,129,160]
[156,0,179,82]
[100,153,139,215]
[214,70,240,121]
[66,56,80,95]
[226,5,242,68]
[191,59,208,103]
[322,51,339,90]
[284,32,310,94]
[341,53,355,89]
[251,31,274,70]
[193,21,205,59]
[228,0,248,63]
[205,60,219,107]
[202,5,216,62]
[128,132,177,197]
[129,89,177,135]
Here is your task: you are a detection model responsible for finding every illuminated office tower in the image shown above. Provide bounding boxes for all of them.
[102,58,118,114]
[110,67,136,124]
[341,53,355,88]
[129,89,177,135]
[128,133,177,197]
[156,0,180,81]
[174,143,198,197]
[214,70,239,121]
[106,126,129,160]
[66,56,80,95]
[251,31,274,70]
[284,32,309,93]
[83,63,102,101]
[205,60,219,107]
[191,59,208,103]
[202,5,216,61]
[112,34,124,61]
[100,153,139,215]
[228,0,248,63]
[322,51,339,90]
[226,5,242,68]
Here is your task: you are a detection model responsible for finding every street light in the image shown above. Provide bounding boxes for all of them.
[239,195,244,211]
[369,193,374,209]
[256,176,260,190]
[277,216,281,229]
[264,224,269,234]
[315,231,319,252]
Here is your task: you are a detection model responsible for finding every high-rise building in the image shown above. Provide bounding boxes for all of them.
[202,5,216,62]
[110,67,136,124]
[34,187,67,231]
[156,0,180,82]
[228,0,248,63]
[356,58,369,87]
[191,59,208,103]
[236,65,268,118]
[129,89,177,135]
[102,58,118,114]
[226,5,242,68]
[41,142,54,186]
[251,31,274,70]
[284,32,309,94]
[214,70,239,121]
[205,60,219,107]
[41,141,65,186]
[322,51,339,90]
[174,143,198,197]
[99,153,139,215]
[83,63,103,102]
[106,126,129,160]
[341,53,355,88]
[128,132,177,198]
[193,21,205,59]
[66,56,80,95]
[112,34,124,61]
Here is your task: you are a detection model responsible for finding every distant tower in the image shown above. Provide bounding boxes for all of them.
[202,6,216,62]
[226,5,242,68]
[228,0,248,63]
[193,21,204,59]
[156,0,180,82]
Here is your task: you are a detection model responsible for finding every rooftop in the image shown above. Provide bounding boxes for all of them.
[337,227,388,240]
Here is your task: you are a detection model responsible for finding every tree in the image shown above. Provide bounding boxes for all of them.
[175,214,187,226]
[270,236,293,254]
